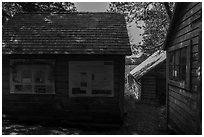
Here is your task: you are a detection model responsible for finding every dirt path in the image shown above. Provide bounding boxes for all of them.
[123,100,168,135]
[3,84,169,135]
[2,101,168,135]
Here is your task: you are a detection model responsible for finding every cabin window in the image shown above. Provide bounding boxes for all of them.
[10,59,55,94]
[69,61,114,97]
[169,46,189,89]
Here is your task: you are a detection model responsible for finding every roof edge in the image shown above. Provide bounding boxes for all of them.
[163,3,180,50]
[138,59,166,80]
[18,11,124,15]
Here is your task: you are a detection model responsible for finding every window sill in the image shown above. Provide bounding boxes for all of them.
[10,92,55,95]
[168,80,189,90]
[69,94,114,97]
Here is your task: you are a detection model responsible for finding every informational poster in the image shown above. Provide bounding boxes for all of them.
[69,61,113,97]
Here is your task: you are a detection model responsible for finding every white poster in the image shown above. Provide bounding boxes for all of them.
[69,61,113,97]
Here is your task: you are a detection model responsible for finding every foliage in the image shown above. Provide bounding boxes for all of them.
[2,2,76,24]
[108,2,175,55]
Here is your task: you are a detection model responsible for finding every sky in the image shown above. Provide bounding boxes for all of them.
[74,2,110,12]
[74,2,144,57]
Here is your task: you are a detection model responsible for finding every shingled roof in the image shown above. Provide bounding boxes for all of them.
[3,12,131,55]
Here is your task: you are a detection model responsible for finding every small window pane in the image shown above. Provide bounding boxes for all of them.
[35,70,45,84]
[12,71,21,83]
[169,52,175,80]
[21,70,32,84]
[174,66,180,81]
[169,52,175,65]
[180,48,187,65]
[175,51,180,65]
[23,85,32,93]
[169,65,173,80]
[14,85,23,92]
[46,85,53,93]
[180,48,187,82]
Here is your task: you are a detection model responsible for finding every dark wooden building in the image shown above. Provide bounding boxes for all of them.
[2,12,131,126]
[128,51,166,105]
[164,2,202,134]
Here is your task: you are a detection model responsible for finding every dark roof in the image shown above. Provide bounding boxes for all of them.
[3,12,131,55]
[129,51,166,80]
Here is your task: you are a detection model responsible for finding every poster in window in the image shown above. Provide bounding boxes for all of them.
[21,70,32,84]
[69,61,113,97]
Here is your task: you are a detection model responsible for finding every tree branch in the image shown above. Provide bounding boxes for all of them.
[163,2,172,19]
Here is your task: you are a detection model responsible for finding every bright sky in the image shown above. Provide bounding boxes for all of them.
[75,2,110,12]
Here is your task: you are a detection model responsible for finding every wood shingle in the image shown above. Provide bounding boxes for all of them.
[3,12,131,55]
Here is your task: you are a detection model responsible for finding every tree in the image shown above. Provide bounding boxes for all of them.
[2,2,76,24]
[108,2,175,55]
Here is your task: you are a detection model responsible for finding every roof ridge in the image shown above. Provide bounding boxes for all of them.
[19,11,123,15]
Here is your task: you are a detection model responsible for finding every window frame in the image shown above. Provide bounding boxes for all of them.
[167,40,191,90]
[10,59,55,94]
[68,61,114,97]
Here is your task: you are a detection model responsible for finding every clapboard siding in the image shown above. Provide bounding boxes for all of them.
[165,2,202,134]
[169,89,196,117]
[2,57,10,94]
[140,61,166,105]
[2,55,125,124]
[141,76,156,103]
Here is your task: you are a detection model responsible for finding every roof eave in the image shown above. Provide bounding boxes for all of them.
[163,3,183,50]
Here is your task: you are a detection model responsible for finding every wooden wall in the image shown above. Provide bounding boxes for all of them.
[2,55,125,125]
[166,2,202,134]
[141,61,166,105]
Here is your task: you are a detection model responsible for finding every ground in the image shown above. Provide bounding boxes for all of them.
[2,86,169,135]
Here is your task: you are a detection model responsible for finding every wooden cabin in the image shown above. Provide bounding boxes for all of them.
[163,2,202,134]
[128,51,166,105]
[2,12,131,126]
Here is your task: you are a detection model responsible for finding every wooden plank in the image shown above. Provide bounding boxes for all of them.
[191,76,199,92]
[169,105,188,130]
[169,100,197,133]
[191,76,200,85]
[196,29,202,134]
[166,53,170,124]
[169,95,195,117]
[168,85,195,99]
[168,36,198,52]
[172,27,200,46]
[192,52,199,61]
[169,100,195,129]
[117,56,124,118]
[191,67,199,76]
[183,3,199,14]
[177,4,201,31]
[169,88,195,106]
[169,89,196,112]
[174,16,201,39]
[192,44,199,53]
[169,106,193,134]
[55,83,68,90]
